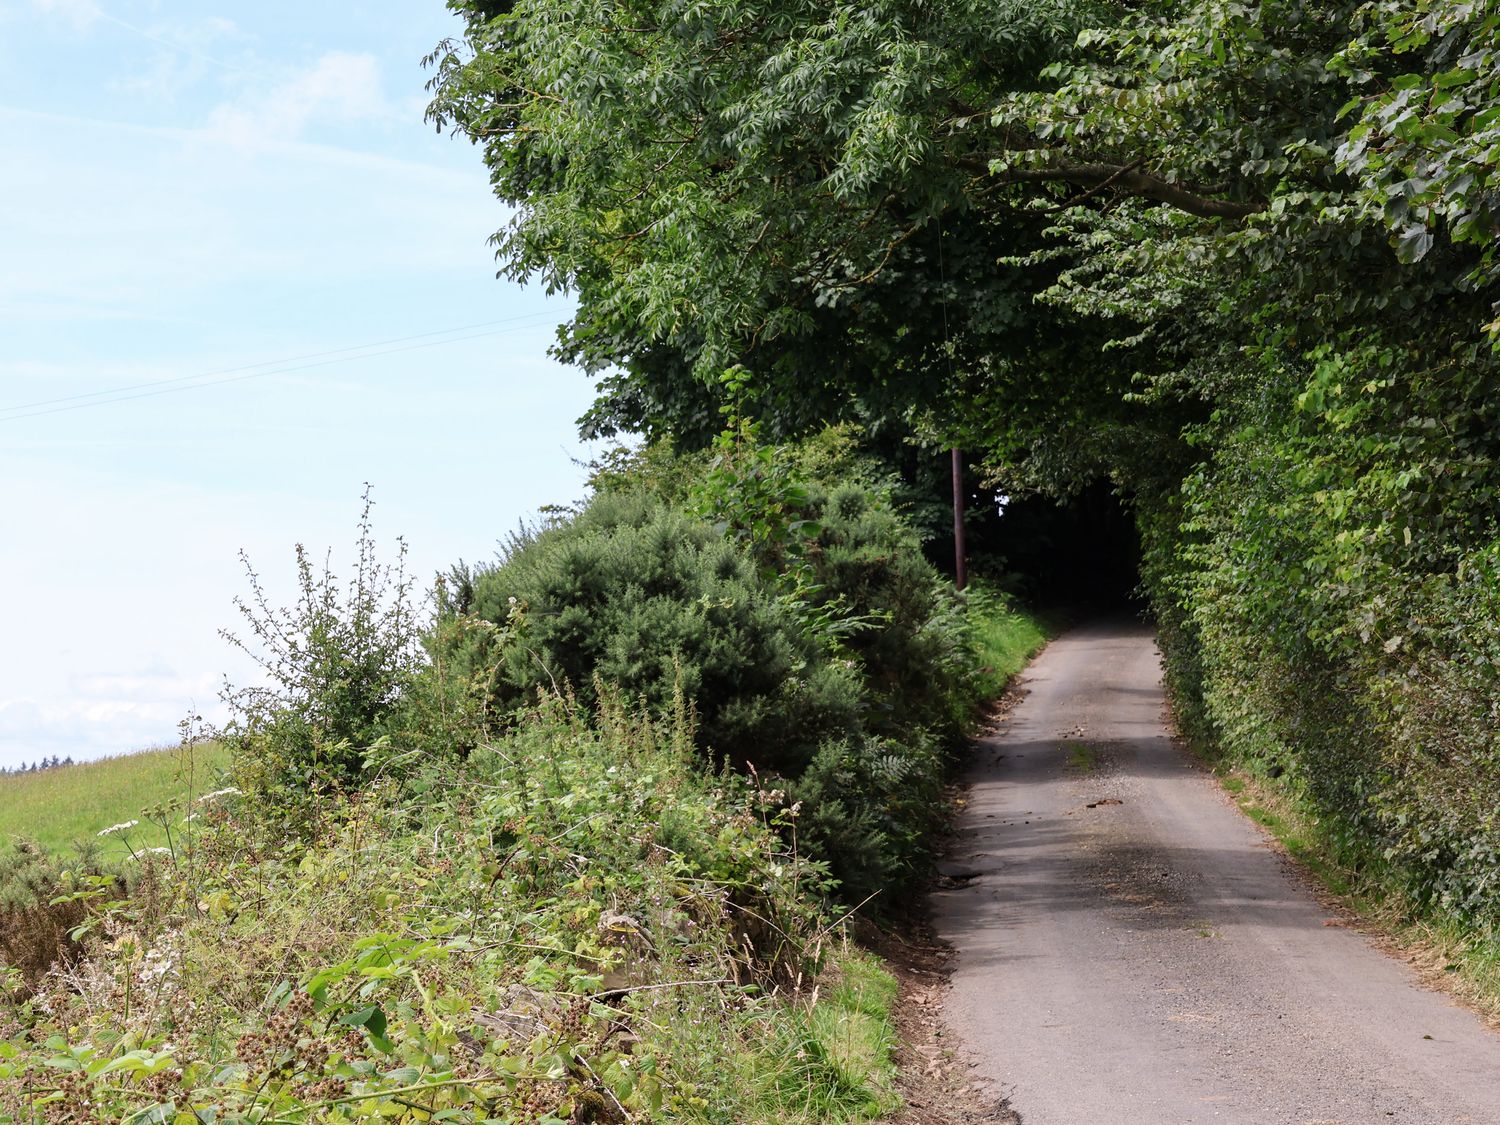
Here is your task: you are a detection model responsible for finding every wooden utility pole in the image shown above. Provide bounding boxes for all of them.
[952,448,967,591]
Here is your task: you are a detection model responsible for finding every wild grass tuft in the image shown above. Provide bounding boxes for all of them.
[964,581,1051,701]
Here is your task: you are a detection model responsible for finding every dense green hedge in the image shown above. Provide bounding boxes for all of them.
[1146,342,1500,927]
[455,492,862,777]
[437,454,977,904]
[216,433,1006,906]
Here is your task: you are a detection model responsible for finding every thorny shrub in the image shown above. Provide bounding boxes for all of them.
[0,841,112,992]
[219,487,425,813]
[447,491,862,778]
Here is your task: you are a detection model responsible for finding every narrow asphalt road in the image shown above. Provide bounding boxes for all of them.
[933,620,1500,1125]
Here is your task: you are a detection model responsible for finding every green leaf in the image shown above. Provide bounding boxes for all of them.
[1394,225,1435,264]
[124,1104,177,1125]
[341,1003,389,1041]
[1432,68,1477,89]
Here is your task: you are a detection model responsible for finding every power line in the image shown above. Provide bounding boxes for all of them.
[1,318,558,422]
[0,313,561,424]
[95,7,261,79]
[1,313,560,417]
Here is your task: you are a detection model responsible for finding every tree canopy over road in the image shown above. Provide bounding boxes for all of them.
[430,0,1500,926]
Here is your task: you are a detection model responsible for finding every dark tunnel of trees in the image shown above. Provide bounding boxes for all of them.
[930,478,1142,613]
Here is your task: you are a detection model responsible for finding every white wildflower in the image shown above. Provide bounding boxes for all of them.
[98,819,139,837]
[138,934,181,985]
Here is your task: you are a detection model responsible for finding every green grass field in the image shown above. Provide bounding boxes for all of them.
[0,741,231,859]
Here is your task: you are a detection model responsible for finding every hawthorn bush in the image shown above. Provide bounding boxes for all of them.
[220,490,424,808]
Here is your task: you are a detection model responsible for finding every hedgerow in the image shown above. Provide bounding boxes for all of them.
[442,429,979,903]
[1144,337,1500,930]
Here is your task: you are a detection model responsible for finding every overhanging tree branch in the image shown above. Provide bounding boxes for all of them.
[965,155,1267,220]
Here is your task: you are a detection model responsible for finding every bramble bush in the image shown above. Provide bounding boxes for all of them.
[0,694,900,1125]
[209,429,990,906]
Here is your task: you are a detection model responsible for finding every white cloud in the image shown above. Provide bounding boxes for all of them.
[71,669,222,699]
[113,16,253,99]
[207,51,389,145]
[0,670,227,766]
[29,0,101,29]
[20,2,251,86]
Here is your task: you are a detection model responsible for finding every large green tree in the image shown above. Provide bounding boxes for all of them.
[430,0,1500,927]
[425,0,1171,463]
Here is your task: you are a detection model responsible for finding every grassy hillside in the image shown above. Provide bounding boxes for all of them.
[0,740,230,858]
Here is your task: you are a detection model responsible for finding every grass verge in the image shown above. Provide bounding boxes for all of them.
[0,741,230,858]
[965,583,1051,701]
[808,952,901,1116]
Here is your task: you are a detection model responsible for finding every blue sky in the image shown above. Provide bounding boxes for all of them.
[0,1,602,767]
